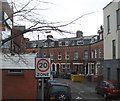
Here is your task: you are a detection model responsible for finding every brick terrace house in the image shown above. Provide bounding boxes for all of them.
[26,28,104,82]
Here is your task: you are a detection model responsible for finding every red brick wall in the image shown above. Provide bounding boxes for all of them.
[41,45,90,62]
[90,41,104,58]
[2,69,37,100]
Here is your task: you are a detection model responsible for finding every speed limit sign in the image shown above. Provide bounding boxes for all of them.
[35,58,50,78]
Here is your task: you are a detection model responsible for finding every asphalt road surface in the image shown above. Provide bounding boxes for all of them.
[55,78,120,101]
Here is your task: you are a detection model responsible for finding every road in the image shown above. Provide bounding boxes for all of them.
[55,78,120,101]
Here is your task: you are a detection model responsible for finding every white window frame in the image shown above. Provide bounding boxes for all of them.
[117,9,120,30]
[43,52,46,58]
[61,63,70,69]
[84,50,88,59]
[94,49,97,58]
[58,52,62,60]
[91,50,94,59]
[65,52,69,60]
[74,51,78,60]
[8,69,23,74]
[77,40,83,45]
[59,41,62,46]
[98,49,101,58]
[50,42,54,47]
[65,41,69,46]
[44,42,48,47]
[50,53,54,60]
[107,15,111,34]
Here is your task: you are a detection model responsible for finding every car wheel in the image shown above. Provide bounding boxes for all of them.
[58,94,66,101]
[103,93,108,99]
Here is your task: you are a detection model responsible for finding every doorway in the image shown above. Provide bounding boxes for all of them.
[107,68,111,80]
[117,68,120,82]
[51,64,55,71]
[56,64,60,75]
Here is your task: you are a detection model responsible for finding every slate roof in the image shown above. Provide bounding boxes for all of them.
[26,35,97,48]
[26,40,45,48]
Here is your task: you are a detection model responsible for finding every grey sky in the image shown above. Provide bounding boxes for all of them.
[41,0,112,36]
[8,0,113,40]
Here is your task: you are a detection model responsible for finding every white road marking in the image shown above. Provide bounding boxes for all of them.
[76,97,83,99]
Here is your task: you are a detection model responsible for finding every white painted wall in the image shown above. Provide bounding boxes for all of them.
[103,1,120,59]
[0,53,36,69]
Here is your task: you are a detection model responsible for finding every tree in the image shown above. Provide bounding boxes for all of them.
[2,0,96,46]
[1,0,99,68]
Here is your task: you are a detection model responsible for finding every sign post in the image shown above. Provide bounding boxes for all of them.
[35,58,50,101]
[35,58,50,78]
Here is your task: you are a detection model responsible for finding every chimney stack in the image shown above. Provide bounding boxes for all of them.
[76,30,83,38]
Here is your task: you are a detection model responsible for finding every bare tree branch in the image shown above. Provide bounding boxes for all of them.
[2,0,99,46]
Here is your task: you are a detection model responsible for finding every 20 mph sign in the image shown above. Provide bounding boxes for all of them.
[35,58,50,78]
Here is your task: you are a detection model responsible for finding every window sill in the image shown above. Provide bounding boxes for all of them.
[7,72,24,76]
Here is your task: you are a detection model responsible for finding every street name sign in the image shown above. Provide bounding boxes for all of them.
[35,58,50,78]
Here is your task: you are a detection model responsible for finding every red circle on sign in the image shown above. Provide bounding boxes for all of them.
[36,58,50,72]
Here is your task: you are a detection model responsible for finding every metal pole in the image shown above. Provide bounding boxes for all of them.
[41,77,44,101]
[38,34,39,56]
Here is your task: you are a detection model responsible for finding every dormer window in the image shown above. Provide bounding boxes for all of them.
[72,41,75,46]
[59,41,62,46]
[77,40,83,45]
[65,41,69,46]
[50,42,54,47]
[44,42,48,47]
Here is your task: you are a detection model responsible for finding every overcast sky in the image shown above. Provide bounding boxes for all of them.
[10,0,113,40]
[40,0,112,37]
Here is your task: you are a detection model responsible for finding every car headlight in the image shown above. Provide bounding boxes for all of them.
[50,96,56,100]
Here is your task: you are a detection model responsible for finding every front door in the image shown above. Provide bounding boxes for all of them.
[117,68,120,82]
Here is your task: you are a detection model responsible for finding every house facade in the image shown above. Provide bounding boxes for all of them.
[27,29,104,82]
[103,1,120,82]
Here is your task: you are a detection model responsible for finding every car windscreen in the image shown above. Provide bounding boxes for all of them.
[109,83,120,88]
[51,85,70,94]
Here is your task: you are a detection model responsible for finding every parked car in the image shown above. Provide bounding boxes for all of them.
[45,81,71,101]
[95,80,120,99]
[45,79,58,87]
[51,71,58,78]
